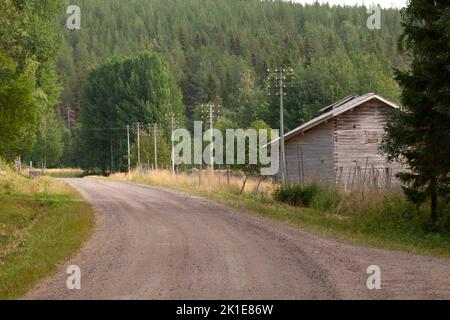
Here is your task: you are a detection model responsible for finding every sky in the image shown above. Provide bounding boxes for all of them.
[292,0,408,9]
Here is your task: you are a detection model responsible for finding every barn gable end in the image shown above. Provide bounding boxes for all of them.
[333,100,403,187]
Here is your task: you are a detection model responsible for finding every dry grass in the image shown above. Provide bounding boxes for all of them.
[43,168,83,174]
[111,169,275,198]
[17,168,85,178]
[0,171,62,196]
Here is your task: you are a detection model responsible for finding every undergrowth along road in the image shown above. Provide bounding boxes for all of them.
[0,172,94,299]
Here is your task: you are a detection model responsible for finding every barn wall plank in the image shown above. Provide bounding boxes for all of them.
[282,121,334,185]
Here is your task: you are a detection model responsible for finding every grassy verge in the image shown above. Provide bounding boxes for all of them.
[107,170,450,259]
[0,170,94,299]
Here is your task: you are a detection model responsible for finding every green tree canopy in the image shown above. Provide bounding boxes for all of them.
[0,0,64,159]
[80,51,184,173]
[30,110,65,168]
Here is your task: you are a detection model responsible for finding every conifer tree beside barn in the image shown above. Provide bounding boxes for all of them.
[381,0,450,225]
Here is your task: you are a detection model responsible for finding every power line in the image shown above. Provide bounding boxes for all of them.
[199,103,221,171]
[69,127,127,131]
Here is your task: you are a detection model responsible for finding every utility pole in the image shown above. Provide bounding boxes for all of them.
[110,139,113,174]
[209,104,214,171]
[67,106,70,130]
[171,114,175,174]
[200,104,220,171]
[126,125,131,175]
[65,104,74,130]
[137,123,141,171]
[164,112,181,174]
[278,68,286,186]
[153,123,158,170]
[267,67,293,185]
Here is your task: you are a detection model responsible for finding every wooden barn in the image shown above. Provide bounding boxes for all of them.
[272,93,403,188]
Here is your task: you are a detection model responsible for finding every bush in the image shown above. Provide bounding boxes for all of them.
[310,186,342,212]
[273,184,321,207]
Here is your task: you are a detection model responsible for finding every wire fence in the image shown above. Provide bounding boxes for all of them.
[281,158,403,191]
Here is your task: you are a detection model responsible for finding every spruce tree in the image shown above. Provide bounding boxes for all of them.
[382,0,450,225]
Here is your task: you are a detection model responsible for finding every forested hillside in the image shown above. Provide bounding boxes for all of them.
[1,0,407,169]
[58,0,405,131]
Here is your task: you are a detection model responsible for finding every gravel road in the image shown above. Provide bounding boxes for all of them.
[26,178,450,300]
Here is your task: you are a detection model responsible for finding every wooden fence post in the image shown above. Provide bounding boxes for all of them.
[351,163,358,190]
[240,175,248,195]
[253,176,263,196]
[300,146,305,186]
[346,167,352,191]
[337,166,343,188]
[362,157,369,187]
[356,165,361,187]
[385,167,391,189]
[218,163,222,186]
[285,156,290,185]
[296,146,301,185]
[371,164,376,188]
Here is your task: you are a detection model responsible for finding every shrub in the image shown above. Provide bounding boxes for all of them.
[273,184,321,207]
[310,186,342,212]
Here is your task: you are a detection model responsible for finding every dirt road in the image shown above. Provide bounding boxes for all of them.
[27,178,450,299]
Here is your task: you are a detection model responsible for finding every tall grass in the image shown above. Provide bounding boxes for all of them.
[43,168,85,178]
[111,169,274,198]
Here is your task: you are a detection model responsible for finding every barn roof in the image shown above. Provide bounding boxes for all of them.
[264,93,400,147]
[318,93,359,113]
